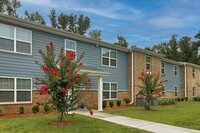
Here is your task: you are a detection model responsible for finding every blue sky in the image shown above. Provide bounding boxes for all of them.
[18,0,200,48]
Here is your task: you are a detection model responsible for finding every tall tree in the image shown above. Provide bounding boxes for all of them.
[49,8,57,28]
[114,35,128,48]
[57,12,68,30]
[88,29,101,40]
[24,10,46,25]
[76,14,90,35]
[0,0,21,17]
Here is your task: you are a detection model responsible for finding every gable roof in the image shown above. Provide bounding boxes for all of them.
[0,13,129,52]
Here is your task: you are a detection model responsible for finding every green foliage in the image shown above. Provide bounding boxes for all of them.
[103,100,107,108]
[193,97,200,101]
[114,35,128,48]
[158,98,176,105]
[0,106,4,113]
[123,98,130,105]
[44,104,51,113]
[109,101,114,108]
[32,105,40,114]
[19,106,24,114]
[0,0,21,17]
[88,29,101,40]
[175,97,188,102]
[35,42,92,122]
[116,100,121,107]
[49,8,57,28]
[24,10,46,25]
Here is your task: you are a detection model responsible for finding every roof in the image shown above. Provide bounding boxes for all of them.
[131,47,163,57]
[80,65,110,77]
[162,58,183,66]
[0,13,129,53]
[179,62,200,69]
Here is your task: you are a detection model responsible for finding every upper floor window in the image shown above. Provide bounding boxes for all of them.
[0,77,32,103]
[161,62,165,75]
[192,67,195,78]
[65,39,76,54]
[102,48,117,67]
[146,56,151,70]
[0,23,32,55]
[103,82,118,99]
[174,65,178,76]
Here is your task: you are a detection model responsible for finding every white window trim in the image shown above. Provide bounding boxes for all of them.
[65,39,77,60]
[0,23,32,55]
[103,82,118,100]
[174,65,178,77]
[161,62,165,75]
[174,86,178,97]
[146,56,151,71]
[101,48,117,68]
[0,76,32,105]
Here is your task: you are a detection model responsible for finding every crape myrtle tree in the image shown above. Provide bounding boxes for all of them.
[137,70,168,110]
[34,42,93,122]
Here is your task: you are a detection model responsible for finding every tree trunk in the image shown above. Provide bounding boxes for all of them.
[146,97,151,110]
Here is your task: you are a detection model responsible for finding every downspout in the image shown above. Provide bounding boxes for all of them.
[184,63,187,97]
[130,50,134,104]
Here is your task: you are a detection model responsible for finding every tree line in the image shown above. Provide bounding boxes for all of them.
[0,0,128,47]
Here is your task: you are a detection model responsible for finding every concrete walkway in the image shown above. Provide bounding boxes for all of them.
[75,109,200,133]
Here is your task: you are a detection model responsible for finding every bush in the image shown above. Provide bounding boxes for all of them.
[193,97,200,101]
[103,100,107,108]
[19,106,24,114]
[44,104,51,113]
[116,100,121,107]
[0,106,3,114]
[109,101,114,108]
[185,97,188,101]
[181,97,185,101]
[158,98,176,105]
[32,105,40,114]
[123,98,130,105]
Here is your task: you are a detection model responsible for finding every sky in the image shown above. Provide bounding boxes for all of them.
[17,0,200,48]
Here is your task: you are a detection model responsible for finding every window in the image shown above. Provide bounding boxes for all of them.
[146,56,151,70]
[103,82,118,99]
[0,23,32,54]
[174,86,178,96]
[65,39,76,53]
[162,86,165,97]
[0,77,32,103]
[192,67,195,78]
[102,48,117,67]
[193,87,195,97]
[174,65,178,76]
[161,62,165,75]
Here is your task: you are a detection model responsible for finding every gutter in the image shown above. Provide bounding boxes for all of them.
[130,50,134,104]
[184,63,187,97]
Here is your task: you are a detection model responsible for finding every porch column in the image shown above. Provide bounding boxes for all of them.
[98,76,103,111]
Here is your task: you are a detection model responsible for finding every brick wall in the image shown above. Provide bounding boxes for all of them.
[0,90,49,114]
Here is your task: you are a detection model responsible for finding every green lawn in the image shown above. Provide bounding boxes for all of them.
[0,114,149,133]
[105,102,200,130]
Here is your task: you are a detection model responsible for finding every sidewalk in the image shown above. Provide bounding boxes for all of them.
[75,109,200,133]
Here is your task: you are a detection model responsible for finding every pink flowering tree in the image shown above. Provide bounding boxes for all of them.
[137,70,168,110]
[34,42,92,122]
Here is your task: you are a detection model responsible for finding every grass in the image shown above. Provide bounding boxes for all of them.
[0,114,149,133]
[105,102,200,130]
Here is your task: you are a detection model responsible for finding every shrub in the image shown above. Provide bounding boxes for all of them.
[177,98,181,102]
[32,105,40,114]
[116,100,121,107]
[185,97,188,101]
[103,100,107,108]
[0,106,3,114]
[181,97,185,101]
[19,106,24,114]
[193,97,200,101]
[109,101,114,108]
[123,98,130,105]
[158,98,176,105]
[44,104,51,113]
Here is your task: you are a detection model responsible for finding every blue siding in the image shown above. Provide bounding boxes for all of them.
[161,62,182,91]
[0,26,128,90]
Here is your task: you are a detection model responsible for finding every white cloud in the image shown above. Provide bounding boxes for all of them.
[148,15,197,28]
[20,0,58,7]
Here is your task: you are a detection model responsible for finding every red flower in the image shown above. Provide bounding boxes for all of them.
[71,113,75,117]
[79,62,83,66]
[68,76,71,81]
[62,87,67,93]
[141,72,144,76]
[46,44,50,50]
[43,65,49,71]
[50,41,53,47]
[165,80,168,82]
[34,81,38,85]
[41,85,48,91]
[39,92,43,95]
[75,72,79,78]
[70,81,75,86]
[43,91,47,95]
[35,77,38,80]
[89,111,94,116]
[157,74,160,77]
[36,102,40,105]
[155,89,162,94]
[66,51,76,60]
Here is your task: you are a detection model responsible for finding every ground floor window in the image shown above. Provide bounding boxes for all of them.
[0,77,32,103]
[162,86,165,97]
[103,82,118,99]
[193,87,195,97]
[174,86,178,96]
